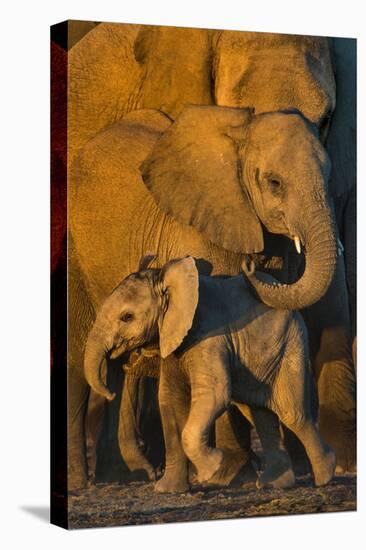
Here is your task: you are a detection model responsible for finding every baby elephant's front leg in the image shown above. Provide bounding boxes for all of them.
[155,356,190,493]
[182,351,230,483]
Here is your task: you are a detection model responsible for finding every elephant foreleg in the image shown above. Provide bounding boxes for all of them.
[118,373,156,481]
[67,366,89,490]
[155,356,190,493]
[181,352,230,483]
[304,251,356,473]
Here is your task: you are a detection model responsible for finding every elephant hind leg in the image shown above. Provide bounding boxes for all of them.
[208,406,257,487]
[271,321,335,486]
[280,418,335,486]
[273,362,335,485]
[237,405,295,490]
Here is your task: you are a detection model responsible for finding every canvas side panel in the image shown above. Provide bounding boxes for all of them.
[50,21,68,529]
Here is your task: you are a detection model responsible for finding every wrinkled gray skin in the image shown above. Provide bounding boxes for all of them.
[72,106,337,488]
[67,27,355,489]
[85,257,336,493]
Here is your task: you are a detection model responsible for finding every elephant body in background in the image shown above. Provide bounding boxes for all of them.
[64,24,356,489]
[68,24,214,166]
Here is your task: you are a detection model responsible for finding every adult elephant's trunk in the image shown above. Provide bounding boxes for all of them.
[243,204,337,310]
[84,325,116,401]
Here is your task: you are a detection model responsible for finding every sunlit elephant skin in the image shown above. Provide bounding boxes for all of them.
[68,24,213,166]
[85,257,335,493]
[119,348,259,490]
[66,27,356,488]
[212,31,356,472]
[69,106,336,489]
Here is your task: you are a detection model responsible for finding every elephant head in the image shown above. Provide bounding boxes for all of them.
[141,105,337,310]
[212,32,336,140]
[84,256,199,400]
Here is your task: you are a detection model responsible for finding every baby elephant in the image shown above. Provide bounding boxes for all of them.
[84,255,335,492]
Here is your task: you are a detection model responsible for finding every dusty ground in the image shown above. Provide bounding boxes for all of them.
[67,473,356,529]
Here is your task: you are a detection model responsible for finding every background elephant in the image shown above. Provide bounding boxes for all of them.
[68,23,214,166]
[63,23,356,489]
[69,104,336,489]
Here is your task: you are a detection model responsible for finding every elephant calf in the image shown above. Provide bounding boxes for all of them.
[84,255,335,492]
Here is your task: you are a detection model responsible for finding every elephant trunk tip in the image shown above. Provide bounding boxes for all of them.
[93,386,116,401]
[106,390,116,401]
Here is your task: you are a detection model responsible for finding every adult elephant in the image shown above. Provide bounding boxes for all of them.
[66,23,216,488]
[70,105,337,490]
[212,31,356,471]
[67,23,213,166]
[65,25,355,488]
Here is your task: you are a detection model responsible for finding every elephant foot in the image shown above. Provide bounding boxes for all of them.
[319,405,356,474]
[317,360,356,473]
[68,473,88,492]
[123,468,157,482]
[196,449,223,483]
[155,469,189,494]
[204,448,256,487]
[122,453,157,481]
[256,450,295,490]
[68,448,88,491]
[312,445,336,486]
[127,464,156,481]
[283,428,312,476]
[234,462,258,487]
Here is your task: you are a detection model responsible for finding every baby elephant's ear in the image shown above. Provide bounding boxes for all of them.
[138,252,158,271]
[159,257,199,358]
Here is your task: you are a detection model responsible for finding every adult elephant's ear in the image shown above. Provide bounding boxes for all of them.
[140,105,264,254]
[159,257,199,359]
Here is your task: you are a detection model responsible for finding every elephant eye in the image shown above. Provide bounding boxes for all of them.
[266,175,282,194]
[121,312,134,323]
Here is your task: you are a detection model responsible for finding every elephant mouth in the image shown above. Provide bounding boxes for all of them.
[243,201,337,310]
[109,342,160,362]
[122,345,161,374]
[109,342,128,360]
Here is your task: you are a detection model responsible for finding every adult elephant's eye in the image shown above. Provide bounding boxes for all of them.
[267,176,282,194]
[121,312,134,323]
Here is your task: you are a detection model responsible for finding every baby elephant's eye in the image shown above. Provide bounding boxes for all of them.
[121,312,134,323]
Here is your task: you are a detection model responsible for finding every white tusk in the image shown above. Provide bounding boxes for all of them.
[294,236,301,254]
